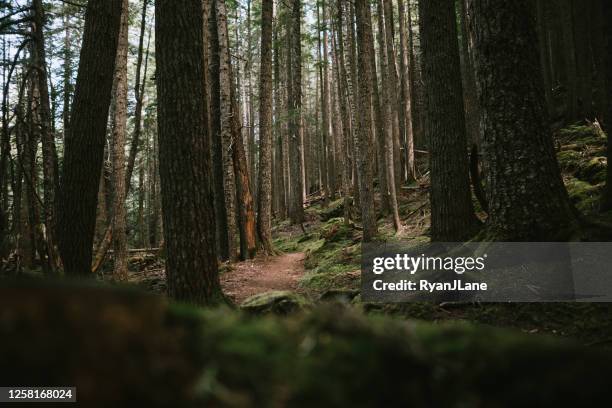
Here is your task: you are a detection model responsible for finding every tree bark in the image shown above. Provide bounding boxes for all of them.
[354,0,378,241]
[288,0,305,224]
[397,0,416,180]
[214,0,238,260]
[466,0,577,240]
[257,0,276,253]
[58,0,122,276]
[420,0,478,241]
[376,0,401,231]
[155,0,225,305]
[110,0,129,280]
[32,0,60,272]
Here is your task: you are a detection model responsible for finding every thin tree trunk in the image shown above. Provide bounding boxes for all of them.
[32,0,60,272]
[91,0,151,273]
[214,0,238,260]
[354,0,378,241]
[110,0,129,280]
[376,0,401,231]
[288,0,305,224]
[257,0,276,253]
[398,0,416,180]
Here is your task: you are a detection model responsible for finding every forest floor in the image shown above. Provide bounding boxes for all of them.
[99,122,612,344]
[220,252,306,304]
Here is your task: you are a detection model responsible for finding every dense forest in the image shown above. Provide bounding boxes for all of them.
[2,0,612,405]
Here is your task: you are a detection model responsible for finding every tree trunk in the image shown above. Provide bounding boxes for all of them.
[382,0,403,191]
[155,0,225,305]
[354,0,378,241]
[208,1,231,260]
[457,0,480,147]
[91,0,151,273]
[32,0,60,272]
[58,0,122,276]
[333,0,353,225]
[288,0,305,224]
[420,0,478,241]
[376,0,401,231]
[214,0,238,260]
[257,0,276,253]
[109,0,129,280]
[466,0,577,240]
[397,0,416,180]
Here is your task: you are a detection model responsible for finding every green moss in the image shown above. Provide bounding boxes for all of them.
[565,177,603,213]
[241,291,311,315]
[557,149,582,171]
[576,156,607,184]
[3,286,612,406]
[298,218,361,294]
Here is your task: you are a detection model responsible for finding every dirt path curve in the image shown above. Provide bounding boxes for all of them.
[220,252,306,304]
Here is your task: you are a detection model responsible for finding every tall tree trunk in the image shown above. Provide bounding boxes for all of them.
[58,0,122,276]
[232,97,257,260]
[208,0,231,260]
[91,0,151,273]
[257,0,276,253]
[457,0,480,146]
[110,0,129,280]
[398,0,416,180]
[316,2,330,204]
[333,0,353,225]
[354,0,378,241]
[420,0,478,241]
[288,0,305,224]
[33,0,60,272]
[155,0,225,305]
[376,0,401,231]
[382,0,403,190]
[214,0,238,260]
[466,0,577,240]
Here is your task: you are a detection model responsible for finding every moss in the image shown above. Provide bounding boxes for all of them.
[557,149,583,171]
[3,287,612,406]
[576,156,607,184]
[241,291,311,315]
[565,177,603,213]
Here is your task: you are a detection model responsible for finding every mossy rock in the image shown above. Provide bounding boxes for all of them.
[2,284,612,407]
[240,290,310,315]
[319,289,360,303]
[320,200,345,221]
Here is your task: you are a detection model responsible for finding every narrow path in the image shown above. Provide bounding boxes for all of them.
[220,252,306,304]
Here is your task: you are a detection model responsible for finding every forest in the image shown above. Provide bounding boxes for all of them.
[2,0,612,406]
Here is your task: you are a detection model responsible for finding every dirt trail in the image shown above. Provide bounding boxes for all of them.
[220,252,306,304]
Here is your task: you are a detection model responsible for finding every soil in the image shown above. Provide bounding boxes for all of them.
[220,252,306,304]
